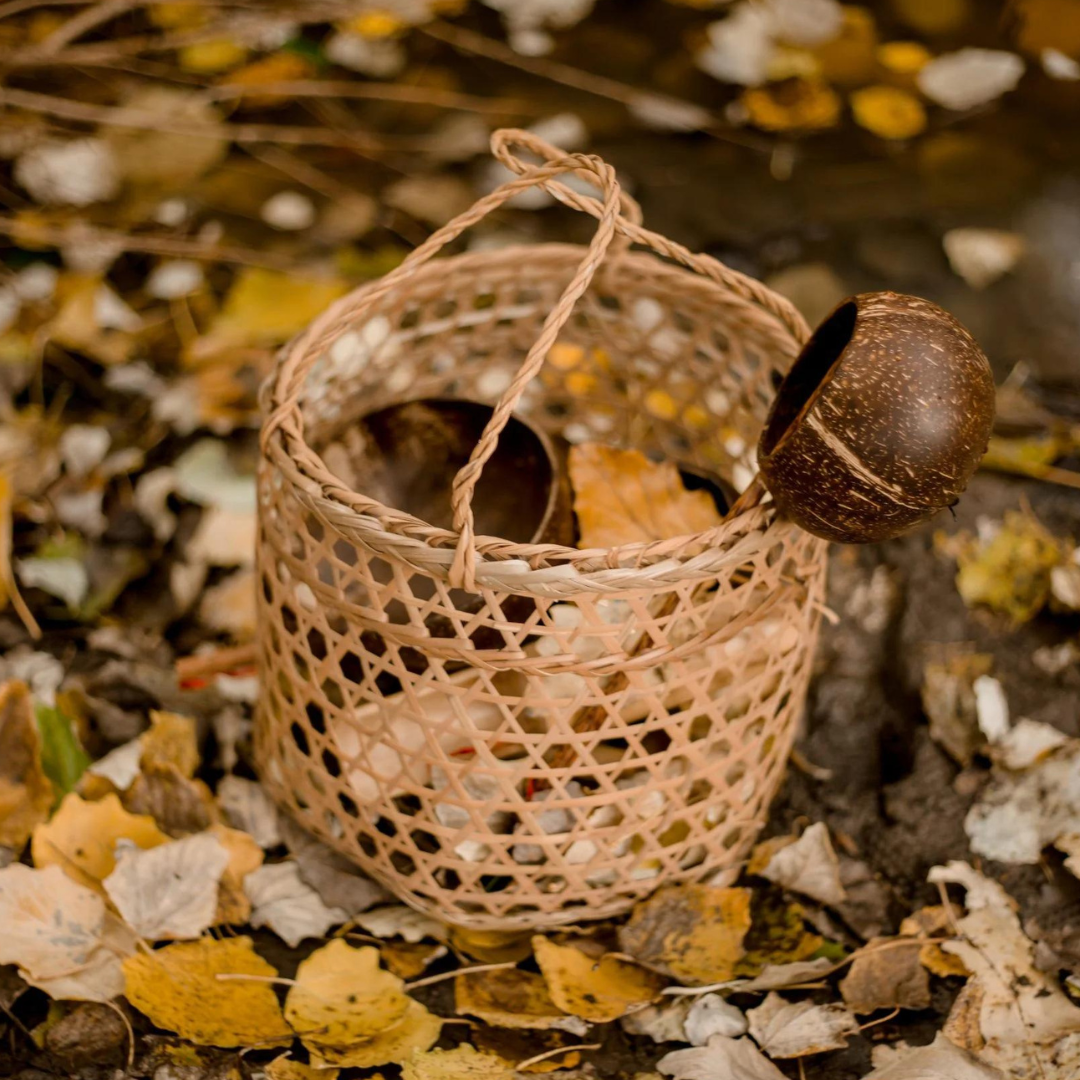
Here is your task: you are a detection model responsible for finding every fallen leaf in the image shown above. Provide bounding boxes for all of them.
[618,885,752,985]
[864,1032,1003,1078]
[0,681,53,849]
[210,823,263,925]
[29,913,135,1003]
[33,698,89,802]
[122,936,292,1048]
[950,509,1066,623]
[741,78,842,131]
[123,764,217,837]
[0,864,126,1001]
[140,709,200,777]
[353,904,445,943]
[943,229,1025,290]
[927,862,1080,1075]
[279,815,389,916]
[217,775,282,849]
[812,4,878,84]
[568,444,722,549]
[382,940,447,979]
[284,940,410,1049]
[103,832,230,940]
[185,268,349,365]
[447,926,534,964]
[917,48,1025,110]
[746,992,858,1058]
[621,997,694,1043]
[244,861,347,947]
[735,957,838,992]
[658,1036,787,1080]
[964,739,1080,864]
[753,823,846,907]
[920,650,994,765]
[696,7,776,87]
[851,85,927,139]
[307,999,443,1069]
[401,1045,514,1080]
[32,791,167,892]
[265,1057,339,1080]
[384,174,476,227]
[534,936,665,1022]
[199,569,257,640]
[736,892,825,976]
[455,967,590,1035]
[840,938,931,1013]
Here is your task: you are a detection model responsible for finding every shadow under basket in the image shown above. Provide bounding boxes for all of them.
[254,131,828,930]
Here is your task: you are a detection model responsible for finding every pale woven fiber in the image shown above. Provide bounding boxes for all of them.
[254,130,828,929]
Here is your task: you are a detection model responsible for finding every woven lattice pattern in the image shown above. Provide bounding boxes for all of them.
[254,131,828,929]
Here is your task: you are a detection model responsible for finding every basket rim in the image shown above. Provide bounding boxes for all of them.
[261,243,815,596]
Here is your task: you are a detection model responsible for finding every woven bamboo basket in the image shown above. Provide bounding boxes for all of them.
[254,130,828,930]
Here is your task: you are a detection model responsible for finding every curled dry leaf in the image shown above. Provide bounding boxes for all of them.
[658,1035,787,1080]
[840,938,931,1014]
[927,861,1080,1076]
[103,831,230,940]
[401,1044,514,1080]
[0,680,54,850]
[455,966,590,1035]
[31,791,167,893]
[121,936,292,1049]
[243,861,347,948]
[752,823,846,907]
[621,997,694,1043]
[864,1032,1005,1079]
[533,935,666,1022]
[354,904,445,944]
[0,863,131,1002]
[568,444,722,549]
[216,775,282,849]
[618,885,752,985]
[746,992,858,1058]
[685,994,748,1045]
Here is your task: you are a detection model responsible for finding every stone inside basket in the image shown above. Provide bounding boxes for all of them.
[254,129,827,930]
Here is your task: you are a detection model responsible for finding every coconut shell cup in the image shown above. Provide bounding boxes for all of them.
[758,291,996,544]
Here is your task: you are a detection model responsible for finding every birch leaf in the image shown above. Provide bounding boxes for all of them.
[618,885,752,984]
[746,992,858,1058]
[401,1045,514,1080]
[568,444,722,549]
[0,680,53,849]
[840,938,931,1013]
[533,936,665,1022]
[455,967,590,1035]
[864,1033,1004,1078]
[122,936,292,1048]
[754,823,846,907]
[31,791,168,893]
[244,861,347,947]
[103,832,230,940]
[658,1036,787,1080]
[217,775,282,849]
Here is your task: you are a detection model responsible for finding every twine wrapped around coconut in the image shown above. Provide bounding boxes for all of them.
[254,129,828,929]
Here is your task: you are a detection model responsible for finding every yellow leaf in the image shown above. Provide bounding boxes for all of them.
[219,52,317,107]
[742,79,841,132]
[266,1058,339,1080]
[455,967,589,1033]
[284,940,410,1048]
[347,10,407,37]
[149,3,207,29]
[952,508,1067,623]
[1013,0,1080,56]
[140,710,199,778]
[893,0,971,35]
[48,275,138,367]
[618,885,753,985]
[447,926,534,964]
[185,268,349,366]
[532,936,665,1022]
[179,38,248,74]
[210,823,264,925]
[568,444,723,549]
[307,1000,443,1068]
[31,791,167,893]
[402,1045,513,1080]
[876,40,933,75]
[851,85,927,139]
[0,681,53,850]
[122,936,292,1048]
[814,6,879,85]
[381,941,445,979]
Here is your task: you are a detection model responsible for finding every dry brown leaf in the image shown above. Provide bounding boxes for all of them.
[455,966,590,1035]
[568,444,722,549]
[533,935,665,1022]
[122,936,292,1049]
[753,822,846,907]
[746,992,858,1058]
[618,885,753,985]
[472,1026,584,1073]
[0,680,53,850]
[123,764,217,836]
[31,791,167,893]
[658,1036,787,1080]
[840,938,931,1014]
